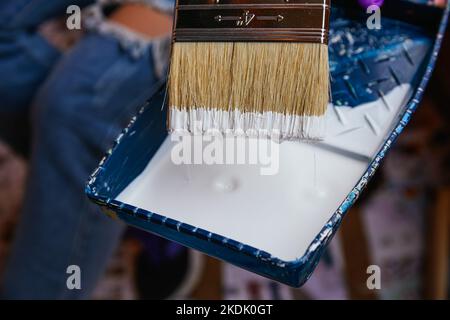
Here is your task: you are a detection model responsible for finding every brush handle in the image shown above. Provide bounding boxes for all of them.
[173,0,331,43]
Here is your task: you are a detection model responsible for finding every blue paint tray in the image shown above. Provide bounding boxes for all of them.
[86,1,449,287]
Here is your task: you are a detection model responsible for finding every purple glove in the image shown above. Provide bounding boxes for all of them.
[358,0,385,8]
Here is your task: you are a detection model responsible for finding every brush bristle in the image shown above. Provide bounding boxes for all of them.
[168,42,329,141]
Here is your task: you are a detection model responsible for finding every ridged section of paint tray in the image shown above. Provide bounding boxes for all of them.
[330,13,431,107]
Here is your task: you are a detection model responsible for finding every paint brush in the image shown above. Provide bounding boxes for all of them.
[168,0,330,141]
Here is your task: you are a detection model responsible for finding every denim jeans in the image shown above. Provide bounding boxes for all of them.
[0,0,172,299]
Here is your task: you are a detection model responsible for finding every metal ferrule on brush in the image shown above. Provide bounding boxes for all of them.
[173,0,330,44]
[168,0,331,141]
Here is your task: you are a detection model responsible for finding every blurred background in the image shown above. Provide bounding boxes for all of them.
[0,0,449,300]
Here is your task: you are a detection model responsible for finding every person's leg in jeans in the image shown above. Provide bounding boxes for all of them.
[1,5,173,298]
[0,0,94,155]
[0,0,94,31]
